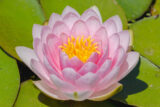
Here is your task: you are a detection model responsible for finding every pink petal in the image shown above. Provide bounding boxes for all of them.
[87,52,99,64]
[32,24,42,39]
[76,72,99,90]
[33,38,43,62]
[112,48,125,67]
[89,83,122,101]
[94,27,108,48]
[117,52,139,81]
[78,62,98,75]
[108,34,120,58]
[63,90,93,101]
[50,74,75,91]
[31,59,51,82]
[118,30,130,52]
[96,59,112,78]
[48,13,61,28]
[62,68,80,84]
[15,46,38,69]
[97,47,108,66]
[96,67,120,91]
[86,16,101,36]
[90,6,102,22]
[60,33,69,44]
[62,6,80,17]
[52,21,70,37]
[63,12,79,29]
[81,7,101,22]
[33,80,68,100]
[60,52,83,70]
[71,20,89,37]
[103,19,117,37]
[41,26,52,44]
[108,15,122,32]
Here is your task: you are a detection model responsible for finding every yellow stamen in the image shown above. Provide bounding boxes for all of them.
[60,36,100,62]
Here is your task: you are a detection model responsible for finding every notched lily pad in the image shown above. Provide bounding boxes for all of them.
[116,0,153,21]
[130,16,160,66]
[112,56,160,107]
[0,0,45,60]
[0,49,20,106]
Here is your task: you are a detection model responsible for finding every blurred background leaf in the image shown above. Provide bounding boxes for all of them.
[0,0,45,60]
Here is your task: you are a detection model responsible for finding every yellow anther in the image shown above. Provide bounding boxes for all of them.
[60,36,100,62]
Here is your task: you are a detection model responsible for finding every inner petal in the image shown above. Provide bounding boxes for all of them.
[60,36,100,62]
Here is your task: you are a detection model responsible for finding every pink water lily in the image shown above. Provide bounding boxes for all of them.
[16,6,139,101]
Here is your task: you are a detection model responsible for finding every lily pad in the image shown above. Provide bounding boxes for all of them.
[14,80,128,107]
[40,0,128,29]
[116,0,153,21]
[151,0,160,15]
[0,0,45,60]
[130,16,160,66]
[112,56,160,107]
[0,49,20,106]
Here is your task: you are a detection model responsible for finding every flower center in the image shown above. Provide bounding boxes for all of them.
[60,36,100,62]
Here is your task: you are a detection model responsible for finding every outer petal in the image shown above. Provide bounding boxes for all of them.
[52,21,70,37]
[118,30,130,52]
[117,52,139,81]
[62,6,80,17]
[50,75,76,91]
[71,20,89,38]
[78,62,98,75]
[103,19,117,37]
[32,24,42,39]
[41,26,52,44]
[96,59,112,78]
[48,13,61,28]
[107,15,122,32]
[63,90,93,101]
[62,68,80,84]
[63,12,79,30]
[76,72,99,90]
[33,38,43,62]
[33,80,68,100]
[86,16,101,36]
[96,67,120,91]
[108,34,120,58]
[15,46,38,69]
[81,6,102,22]
[89,83,122,101]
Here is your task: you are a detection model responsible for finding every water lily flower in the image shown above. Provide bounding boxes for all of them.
[16,6,139,101]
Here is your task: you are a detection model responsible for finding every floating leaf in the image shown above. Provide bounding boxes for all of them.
[0,49,20,106]
[112,56,160,107]
[40,0,128,29]
[14,80,129,107]
[130,16,160,66]
[0,0,45,60]
[116,0,152,21]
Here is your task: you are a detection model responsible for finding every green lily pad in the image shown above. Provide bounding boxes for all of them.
[112,56,160,107]
[151,0,160,15]
[0,0,45,60]
[116,0,152,21]
[130,16,160,66]
[0,49,20,106]
[40,0,127,29]
[14,80,128,107]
